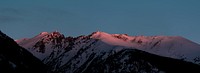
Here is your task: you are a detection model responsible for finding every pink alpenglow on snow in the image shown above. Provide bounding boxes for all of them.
[16,31,200,65]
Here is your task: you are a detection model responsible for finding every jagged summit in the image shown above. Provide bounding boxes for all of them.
[32,31,65,41]
[38,31,63,36]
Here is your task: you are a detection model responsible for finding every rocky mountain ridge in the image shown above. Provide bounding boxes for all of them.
[15,31,200,73]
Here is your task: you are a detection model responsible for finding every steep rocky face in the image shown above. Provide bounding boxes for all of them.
[0,31,47,73]
[16,31,200,73]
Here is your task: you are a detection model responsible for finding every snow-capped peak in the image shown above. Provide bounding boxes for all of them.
[89,31,132,47]
[88,31,200,62]
[16,31,200,65]
[38,31,62,36]
[50,31,63,37]
[90,31,110,39]
[40,32,49,35]
[13,31,200,72]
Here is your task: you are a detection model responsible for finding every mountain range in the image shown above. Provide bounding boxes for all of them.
[16,31,200,73]
[0,30,200,73]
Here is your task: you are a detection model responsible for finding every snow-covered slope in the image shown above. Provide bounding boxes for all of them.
[90,31,200,63]
[16,31,200,72]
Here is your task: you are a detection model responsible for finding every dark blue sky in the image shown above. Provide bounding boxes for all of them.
[0,0,200,44]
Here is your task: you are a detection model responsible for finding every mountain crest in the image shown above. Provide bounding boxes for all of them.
[36,31,65,40]
[17,31,200,65]
[89,31,110,39]
[39,32,49,35]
